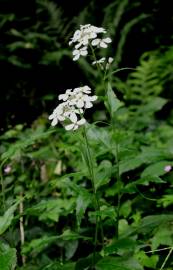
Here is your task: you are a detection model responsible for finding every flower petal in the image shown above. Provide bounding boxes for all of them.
[51,118,58,126]
[73,54,80,61]
[103,37,112,43]
[70,112,78,123]
[78,118,86,125]
[91,39,100,46]
[65,124,75,130]
[100,41,107,48]
[77,99,84,108]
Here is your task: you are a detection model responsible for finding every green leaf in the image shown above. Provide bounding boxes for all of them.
[141,161,173,177]
[65,240,78,260]
[1,129,55,161]
[135,251,158,269]
[87,126,111,149]
[96,256,143,270]
[76,253,101,270]
[23,230,90,255]
[105,83,123,117]
[26,198,75,222]
[104,238,136,256]
[119,157,143,175]
[151,225,173,249]
[76,190,92,227]
[139,97,167,114]
[22,235,58,255]
[0,203,18,235]
[158,194,173,207]
[120,200,132,218]
[138,214,173,234]
[0,243,17,270]
[95,160,112,190]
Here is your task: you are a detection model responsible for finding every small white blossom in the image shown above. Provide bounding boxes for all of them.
[91,37,112,48]
[92,57,106,69]
[92,57,106,65]
[65,118,86,131]
[76,93,97,109]
[58,89,73,101]
[72,47,88,61]
[49,103,66,126]
[73,86,91,94]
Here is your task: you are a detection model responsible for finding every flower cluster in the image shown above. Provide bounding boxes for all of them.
[49,86,97,130]
[69,24,112,61]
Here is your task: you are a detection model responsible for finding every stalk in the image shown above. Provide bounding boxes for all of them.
[82,126,104,266]
[114,142,122,238]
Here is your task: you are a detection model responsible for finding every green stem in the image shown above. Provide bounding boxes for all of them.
[114,142,122,239]
[160,247,173,270]
[82,126,104,264]
[0,159,8,211]
[89,43,101,73]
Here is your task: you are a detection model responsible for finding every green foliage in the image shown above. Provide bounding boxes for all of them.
[0,202,19,235]
[0,242,17,270]
[96,256,143,270]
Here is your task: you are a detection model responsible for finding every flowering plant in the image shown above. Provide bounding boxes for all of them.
[49,24,113,131]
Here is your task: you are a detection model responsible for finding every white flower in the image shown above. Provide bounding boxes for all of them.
[91,37,112,48]
[65,118,86,131]
[73,86,91,94]
[72,47,88,61]
[48,103,66,126]
[58,89,72,101]
[63,106,83,121]
[92,57,106,65]
[74,93,97,109]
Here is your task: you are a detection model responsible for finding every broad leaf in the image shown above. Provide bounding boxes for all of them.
[141,161,173,177]
[105,83,123,117]
[0,243,17,270]
[96,256,143,270]
[0,203,18,235]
